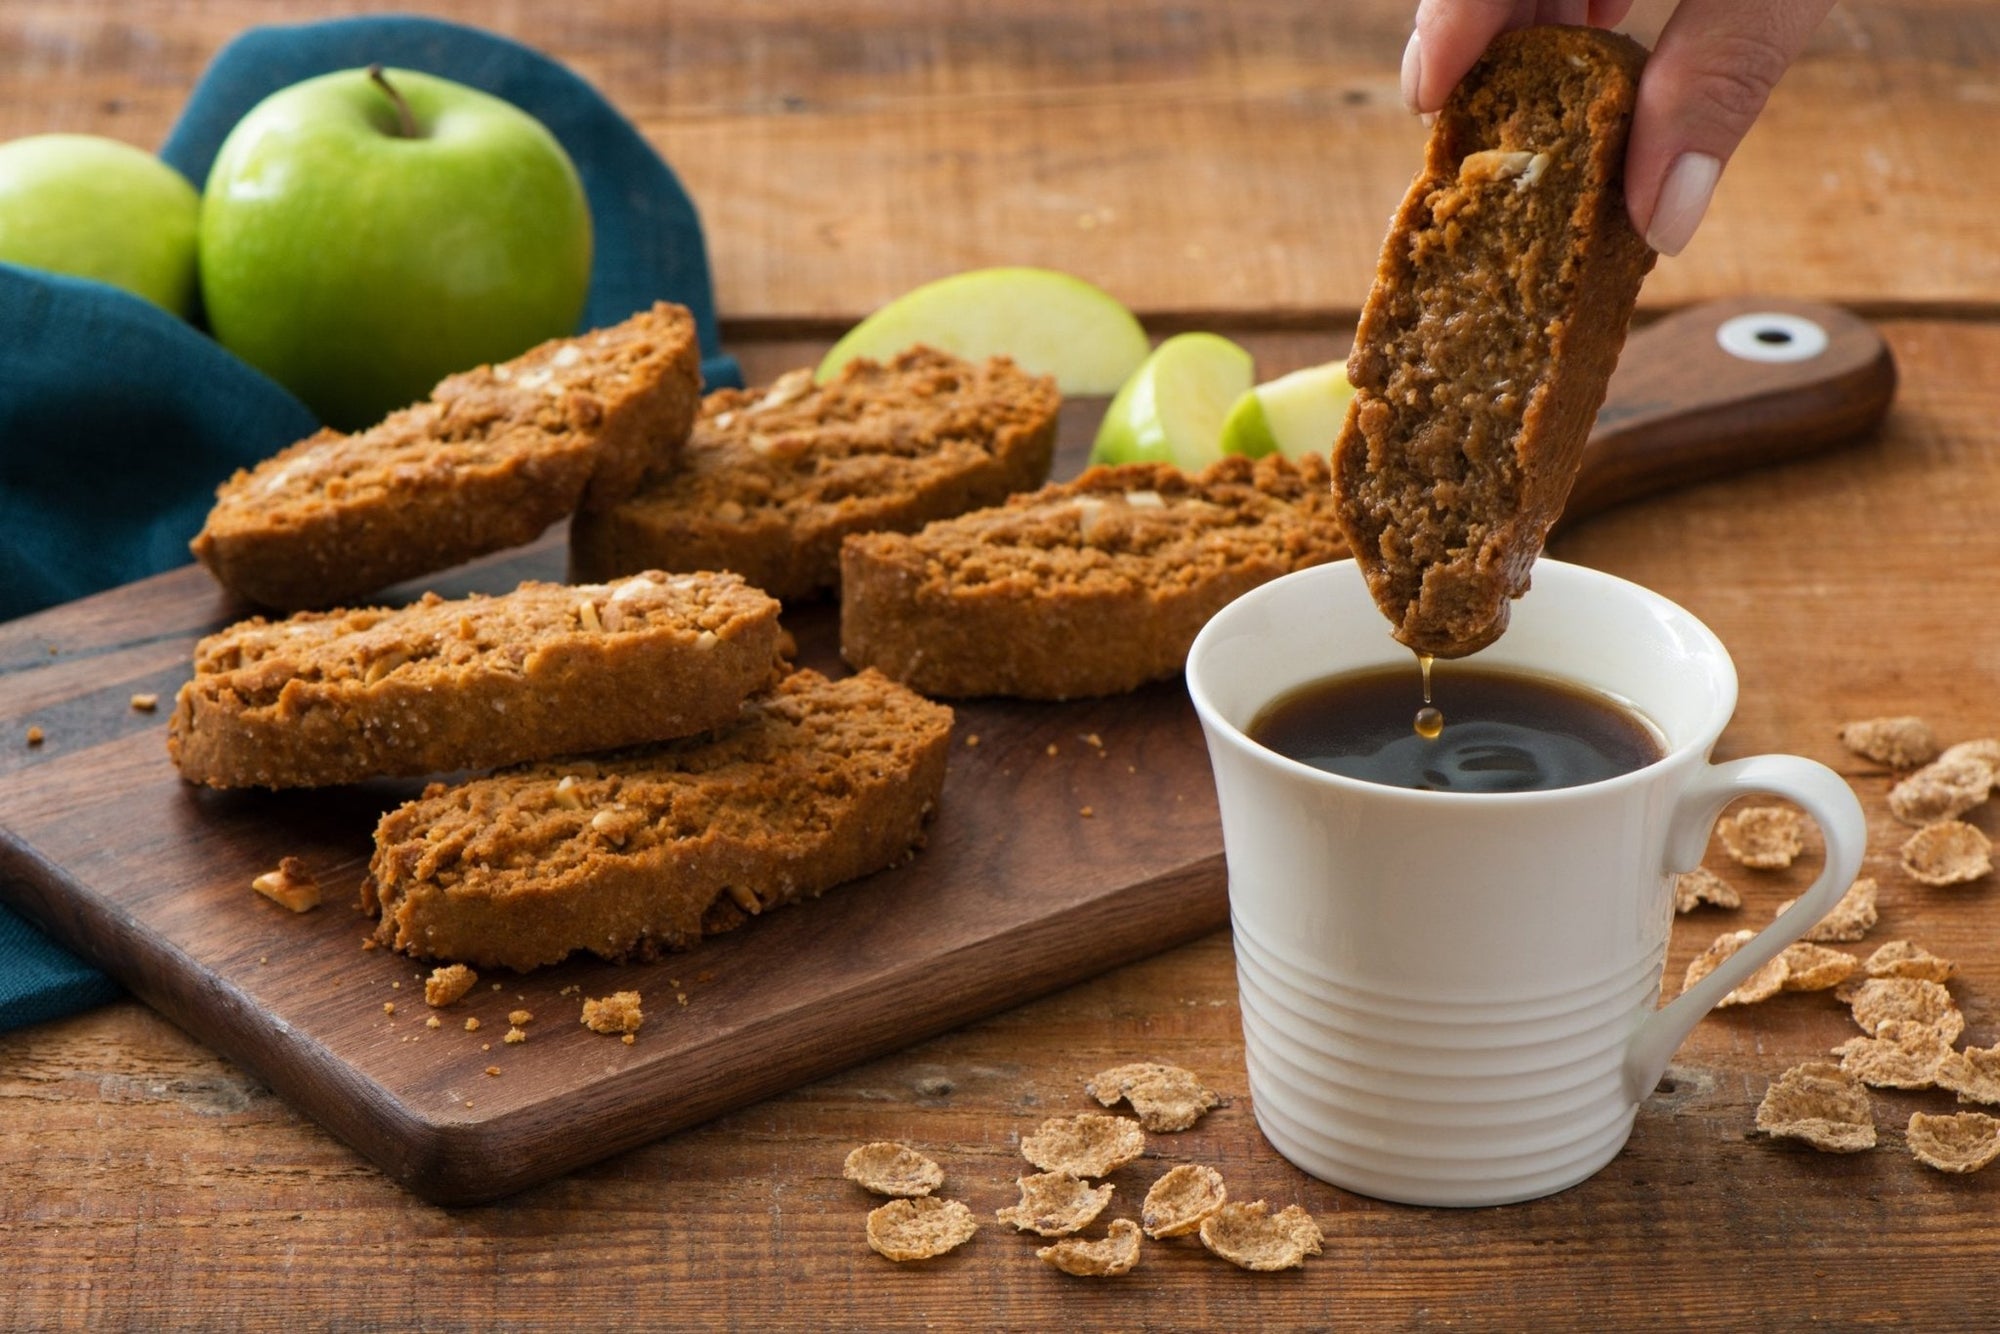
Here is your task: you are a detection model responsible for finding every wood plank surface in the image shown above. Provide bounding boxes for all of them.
[4,0,1999,1327]
[3,319,1998,1327]
[4,1,2000,325]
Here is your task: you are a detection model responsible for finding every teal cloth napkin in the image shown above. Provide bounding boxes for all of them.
[1,14,738,1030]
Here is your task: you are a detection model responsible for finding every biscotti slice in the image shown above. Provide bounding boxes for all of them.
[192,302,701,611]
[840,453,1347,700]
[168,571,783,789]
[362,668,954,970]
[569,346,1059,601]
[1332,26,1654,658]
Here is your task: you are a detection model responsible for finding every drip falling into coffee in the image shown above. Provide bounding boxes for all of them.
[1249,664,1664,793]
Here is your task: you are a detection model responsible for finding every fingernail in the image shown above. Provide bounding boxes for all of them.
[1646,152,1722,257]
[1400,30,1423,114]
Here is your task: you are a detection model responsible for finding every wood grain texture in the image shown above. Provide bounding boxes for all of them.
[3,319,1997,1328]
[3,1,1999,324]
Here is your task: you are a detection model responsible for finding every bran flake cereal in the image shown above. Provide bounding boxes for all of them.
[1141,1164,1228,1239]
[1840,977,1964,1044]
[1019,1114,1146,1177]
[1939,738,2000,771]
[1197,1201,1323,1271]
[1777,943,1859,992]
[865,1196,978,1261]
[1775,876,1878,944]
[995,1171,1114,1236]
[842,1142,944,1198]
[1886,756,1994,827]
[1086,1062,1220,1132]
[1682,930,1786,1007]
[1900,821,1993,886]
[1037,1219,1142,1277]
[1674,867,1742,913]
[1718,805,1806,870]
[1753,1062,1876,1153]
[424,963,478,1007]
[1935,1046,2000,1107]
[1906,1111,2000,1174]
[1832,1020,1952,1090]
[1862,939,1955,983]
[1838,716,1938,769]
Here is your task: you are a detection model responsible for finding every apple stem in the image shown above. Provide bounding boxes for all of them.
[368,64,419,139]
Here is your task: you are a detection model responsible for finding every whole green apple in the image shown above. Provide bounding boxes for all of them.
[0,134,200,316]
[200,66,592,429]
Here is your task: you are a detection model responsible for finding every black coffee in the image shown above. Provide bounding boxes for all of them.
[1249,664,1664,793]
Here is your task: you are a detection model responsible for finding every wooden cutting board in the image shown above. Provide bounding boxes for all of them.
[0,299,1892,1204]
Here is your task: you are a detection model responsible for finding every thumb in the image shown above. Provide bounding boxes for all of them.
[1625,0,1835,254]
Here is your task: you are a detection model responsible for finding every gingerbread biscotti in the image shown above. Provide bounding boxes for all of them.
[192,303,702,611]
[568,347,1059,601]
[1332,26,1654,658]
[363,668,954,971]
[839,452,1348,700]
[168,571,783,789]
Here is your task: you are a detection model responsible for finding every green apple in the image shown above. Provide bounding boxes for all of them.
[1218,360,1356,460]
[200,66,592,429]
[817,266,1149,395]
[1088,332,1253,470]
[0,134,199,316]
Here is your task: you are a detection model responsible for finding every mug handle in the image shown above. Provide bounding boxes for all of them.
[1621,754,1868,1102]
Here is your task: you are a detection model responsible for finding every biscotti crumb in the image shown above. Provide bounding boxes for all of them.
[382,1002,396,1016]
[509,1009,533,1026]
[251,857,321,912]
[24,725,44,746]
[1080,806,1094,819]
[424,963,479,1008]
[504,1027,527,1044]
[426,1016,442,1030]
[621,1033,636,1045]
[485,1066,502,1077]
[361,938,378,951]
[464,1017,481,1032]
[130,693,159,712]
[583,991,644,1035]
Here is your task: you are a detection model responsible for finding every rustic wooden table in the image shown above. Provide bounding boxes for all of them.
[4,1,1999,1328]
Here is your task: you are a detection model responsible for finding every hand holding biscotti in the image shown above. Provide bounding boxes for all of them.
[1399,0,1837,254]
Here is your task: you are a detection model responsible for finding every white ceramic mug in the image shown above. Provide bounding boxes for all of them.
[1186,559,1865,1207]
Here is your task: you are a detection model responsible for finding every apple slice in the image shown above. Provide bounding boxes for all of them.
[1218,361,1355,460]
[1088,332,1254,471]
[817,267,1149,395]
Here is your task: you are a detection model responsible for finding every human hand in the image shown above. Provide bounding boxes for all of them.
[1398,0,1836,255]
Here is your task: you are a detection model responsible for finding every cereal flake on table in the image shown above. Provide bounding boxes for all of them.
[1837,716,1938,769]
[1037,1219,1142,1277]
[1935,1045,2000,1106]
[1717,805,1806,870]
[1906,1111,2000,1174]
[1776,943,1858,992]
[1832,1019,1952,1090]
[1886,756,1994,826]
[995,1171,1114,1236]
[1939,738,2000,771]
[1862,939,1955,983]
[1839,976,1964,1044]
[424,963,478,1007]
[582,990,644,1036]
[1900,820,1993,886]
[1753,1062,1876,1153]
[1682,930,1787,1007]
[251,857,321,913]
[1674,867,1742,913]
[842,1142,944,1198]
[1141,1164,1228,1239]
[1775,876,1878,943]
[865,1196,977,1261]
[1019,1114,1146,1177]
[1086,1062,1220,1132]
[1197,1201,1323,1271]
